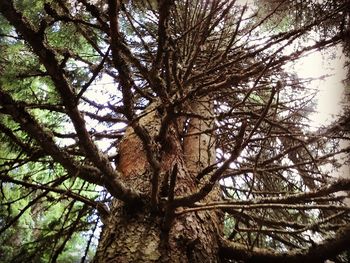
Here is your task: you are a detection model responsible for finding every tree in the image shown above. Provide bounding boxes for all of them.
[0,0,349,262]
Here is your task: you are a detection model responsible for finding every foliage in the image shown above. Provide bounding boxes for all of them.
[0,0,349,262]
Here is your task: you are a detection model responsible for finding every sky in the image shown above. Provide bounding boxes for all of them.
[294,47,347,129]
[291,46,349,200]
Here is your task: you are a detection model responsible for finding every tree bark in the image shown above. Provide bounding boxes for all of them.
[93,100,222,262]
[183,96,216,177]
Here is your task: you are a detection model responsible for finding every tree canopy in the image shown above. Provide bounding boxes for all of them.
[0,0,349,262]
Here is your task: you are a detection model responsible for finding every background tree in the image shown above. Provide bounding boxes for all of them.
[0,0,349,262]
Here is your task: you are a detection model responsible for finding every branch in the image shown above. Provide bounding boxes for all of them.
[196,177,350,207]
[77,0,109,32]
[132,122,161,207]
[172,120,247,207]
[107,0,135,120]
[219,224,350,263]
[75,47,110,103]
[176,203,350,216]
[0,1,142,204]
[153,0,174,70]
[0,174,109,218]
[0,190,49,237]
[0,89,100,184]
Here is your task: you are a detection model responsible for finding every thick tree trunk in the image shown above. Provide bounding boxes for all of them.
[94,194,221,262]
[93,99,222,262]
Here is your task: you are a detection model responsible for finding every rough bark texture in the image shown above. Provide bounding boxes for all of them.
[184,97,216,176]
[94,188,221,262]
[93,100,222,262]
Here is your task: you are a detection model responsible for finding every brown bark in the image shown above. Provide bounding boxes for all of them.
[93,100,222,262]
[93,182,221,262]
[183,96,216,177]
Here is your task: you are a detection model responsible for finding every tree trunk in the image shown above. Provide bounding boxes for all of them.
[93,196,221,262]
[93,99,222,262]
